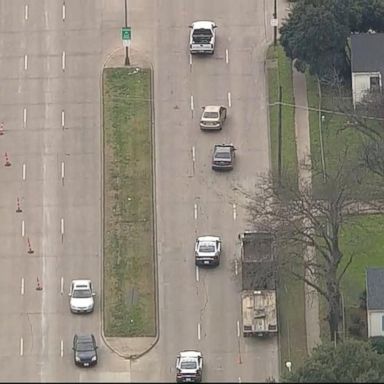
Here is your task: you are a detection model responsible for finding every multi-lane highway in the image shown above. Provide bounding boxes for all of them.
[0,1,130,382]
[0,0,279,382]
[129,0,279,382]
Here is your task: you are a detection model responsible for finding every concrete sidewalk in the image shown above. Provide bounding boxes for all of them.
[292,66,321,354]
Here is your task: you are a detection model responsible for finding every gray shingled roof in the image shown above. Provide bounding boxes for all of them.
[366,268,384,310]
[351,33,384,75]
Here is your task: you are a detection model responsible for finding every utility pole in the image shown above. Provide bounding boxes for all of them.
[278,86,283,185]
[273,0,277,46]
[124,0,130,66]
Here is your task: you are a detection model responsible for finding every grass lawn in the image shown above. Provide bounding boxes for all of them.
[278,257,308,370]
[267,44,298,183]
[306,75,384,340]
[306,74,384,199]
[340,214,384,307]
[267,43,307,370]
[103,67,155,337]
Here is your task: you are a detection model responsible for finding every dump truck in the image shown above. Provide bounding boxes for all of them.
[240,231,278,337]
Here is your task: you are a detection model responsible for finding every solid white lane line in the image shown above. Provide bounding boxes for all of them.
[62,2,66,21]
[237,320,240,337]
[22,163,26,180]
[61,110,65,128]
[233,203,237,220]
[62,51,66,71]
[21,220,25,237]
[61,161,65,181]
[196,266,199,282]
[24,5,28,20]
[235,259,238,275]
[21,277,24,295]
[189,54,192,66]
[194,203,198,220]
[190,95,194,111]
[24,55,28,70]
[60,339,64,357]
[60,277,64,295]
[238,377,242,383]
[197,323,201,340]
[61,218,64,235]
[225,49,229,64]
[192,146,196,163]
[23,108,27,127]
[228,92,232,108]
[20,338,24,356]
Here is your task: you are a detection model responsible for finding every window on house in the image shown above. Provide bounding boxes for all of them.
[370,76,380,92]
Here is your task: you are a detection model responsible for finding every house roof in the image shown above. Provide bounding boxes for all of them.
[351,33,384,75]
[366,268,384,310]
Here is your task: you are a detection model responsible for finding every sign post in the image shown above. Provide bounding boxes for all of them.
[121,27,132,65]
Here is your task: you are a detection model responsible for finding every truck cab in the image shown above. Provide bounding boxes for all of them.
[189,21,216,54]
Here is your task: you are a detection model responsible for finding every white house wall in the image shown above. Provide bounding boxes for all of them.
[368,310,384,337]
[352,71,381,107]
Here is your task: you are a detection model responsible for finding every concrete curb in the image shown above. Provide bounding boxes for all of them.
[99,47,160,360]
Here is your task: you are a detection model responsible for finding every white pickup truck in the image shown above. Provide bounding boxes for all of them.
[189,21,216,54]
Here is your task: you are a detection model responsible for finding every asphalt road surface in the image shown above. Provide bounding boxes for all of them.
[0,1,130,381]
[128,0,279,382]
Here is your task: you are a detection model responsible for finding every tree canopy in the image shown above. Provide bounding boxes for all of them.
[351,0,384,32]
[279,0,384,80]
[283,339,384,382]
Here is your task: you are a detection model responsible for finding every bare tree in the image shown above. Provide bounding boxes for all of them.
[242,154,380,341]
[340,92,384,178]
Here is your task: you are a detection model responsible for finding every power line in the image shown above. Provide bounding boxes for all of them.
[268,101,384,122]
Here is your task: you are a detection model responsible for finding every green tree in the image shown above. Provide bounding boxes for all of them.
[279,0,351,80]
[283,339,384,382]
[351,0,384,32]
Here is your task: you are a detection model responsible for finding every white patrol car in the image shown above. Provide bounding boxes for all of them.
[195,236,221,266]
[69,279,95,313]
[176,350,203,383]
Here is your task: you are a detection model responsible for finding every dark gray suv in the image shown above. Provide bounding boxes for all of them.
[212,144,236,171]
[73,334,98,367]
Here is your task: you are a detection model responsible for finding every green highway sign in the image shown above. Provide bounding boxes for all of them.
[122,27,132,41]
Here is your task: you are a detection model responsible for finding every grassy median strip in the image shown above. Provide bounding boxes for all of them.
[103,67,155,337]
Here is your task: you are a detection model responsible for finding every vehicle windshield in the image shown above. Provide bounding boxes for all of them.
[77,341,94,352]
[73,289,92,298]
[215,152,230,159]
[180,360,197,370]
[193,28,212,37]
[203,112,219,119]
[199,243,216,253]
